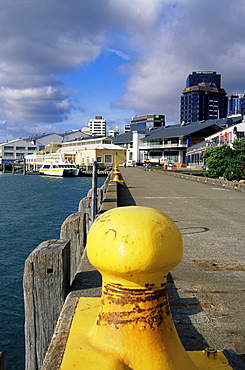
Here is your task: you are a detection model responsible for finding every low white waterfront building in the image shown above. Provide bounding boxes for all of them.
[0,139,38,165]
[25,136,126,171]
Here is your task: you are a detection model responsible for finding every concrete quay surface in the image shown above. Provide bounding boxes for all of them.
[42,169,245,369]
[118,167,245,359]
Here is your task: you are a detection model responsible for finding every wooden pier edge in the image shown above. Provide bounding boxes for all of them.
[40,180,119,369]
[23,172,114,370]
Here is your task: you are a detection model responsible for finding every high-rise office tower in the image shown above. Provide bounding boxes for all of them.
[88,116,106,136]
[180,71,227,124]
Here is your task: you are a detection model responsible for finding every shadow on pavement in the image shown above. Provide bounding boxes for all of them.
[118,182,136,206]
[167,273,209,350]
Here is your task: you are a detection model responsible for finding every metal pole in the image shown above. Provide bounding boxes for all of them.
[91,161,98,222]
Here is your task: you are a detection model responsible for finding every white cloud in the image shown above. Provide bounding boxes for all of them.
[109,49,130,61]
[115,0,245,122]
[0,86,72,123]
[0,0,245,140]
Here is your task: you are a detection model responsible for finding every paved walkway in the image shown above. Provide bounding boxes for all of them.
[119,167,245,358]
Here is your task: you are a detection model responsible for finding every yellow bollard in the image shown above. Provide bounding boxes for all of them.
[111,166,124,184]
[87,206,197,370]
[61,206,233,369]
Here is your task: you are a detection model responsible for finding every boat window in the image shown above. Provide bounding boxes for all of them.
[43,165,50,169]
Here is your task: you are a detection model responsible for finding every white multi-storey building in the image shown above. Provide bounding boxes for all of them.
[88,116,106,136]
[0,139,38,164]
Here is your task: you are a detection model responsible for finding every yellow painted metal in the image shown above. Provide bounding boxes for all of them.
[61,298,232,369]
[87,206,182,287]
[60,206,233,369]
[188,350,232,369]
[111,167,124,184]
[60,297,129,369]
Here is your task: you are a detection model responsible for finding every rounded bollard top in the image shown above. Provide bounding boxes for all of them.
[87,206,182,287]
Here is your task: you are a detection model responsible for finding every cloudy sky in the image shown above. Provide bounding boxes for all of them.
[0,0,245,142]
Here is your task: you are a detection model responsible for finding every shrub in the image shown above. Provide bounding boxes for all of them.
[203,139,245,181]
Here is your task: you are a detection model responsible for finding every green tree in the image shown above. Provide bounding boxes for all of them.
[230,138,245,180]
[204,139,245,181]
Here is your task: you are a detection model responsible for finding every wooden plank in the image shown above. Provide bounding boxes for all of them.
[40,294,78,370]
[23,239,70,370]
[60,213,86,285]
[0,353,6,370]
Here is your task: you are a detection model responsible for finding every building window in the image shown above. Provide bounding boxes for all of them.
[16,146,26,150]
[103,140,112,144]
[97,157,102,163]
[104,154,112,163]
[4,146,14,150]
[150,139,163,145]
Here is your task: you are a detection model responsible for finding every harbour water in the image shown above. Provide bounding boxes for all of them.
[0,172,105,370]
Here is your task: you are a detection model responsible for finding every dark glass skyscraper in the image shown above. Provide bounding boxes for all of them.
[180,71,227,123]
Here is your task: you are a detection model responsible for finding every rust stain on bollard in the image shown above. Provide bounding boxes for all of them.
[96,283,169,329]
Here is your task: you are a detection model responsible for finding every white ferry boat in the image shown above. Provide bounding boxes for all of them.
[39,159,79,177]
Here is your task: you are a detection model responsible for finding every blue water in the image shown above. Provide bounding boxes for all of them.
[0,172,105,369]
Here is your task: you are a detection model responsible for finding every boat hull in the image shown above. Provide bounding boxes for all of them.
[39,160,79,177]
[40,168,79,177]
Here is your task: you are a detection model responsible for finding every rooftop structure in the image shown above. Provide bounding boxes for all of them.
[186,71,221,88]
[130,114,165,131]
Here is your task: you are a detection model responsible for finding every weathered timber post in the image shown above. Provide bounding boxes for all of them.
[0,352,6,370]
[23,239,70,370]
[60,212,86,285]
[91,161,98,222]
[78,196,91,246]
[23,160,26,175]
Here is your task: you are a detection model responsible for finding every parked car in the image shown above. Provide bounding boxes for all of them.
[167,163,178,170]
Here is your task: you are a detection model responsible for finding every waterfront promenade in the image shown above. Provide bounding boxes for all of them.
[41,167,245,369]
[118,167,245,357]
